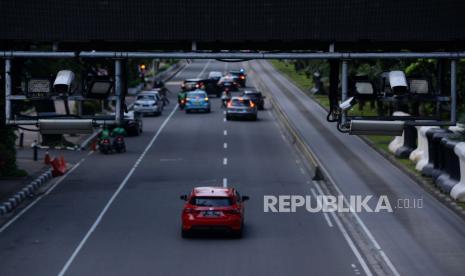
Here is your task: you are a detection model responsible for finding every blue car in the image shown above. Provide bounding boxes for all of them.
[185,90,211,113]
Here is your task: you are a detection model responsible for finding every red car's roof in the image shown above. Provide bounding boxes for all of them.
[192,187,234,197]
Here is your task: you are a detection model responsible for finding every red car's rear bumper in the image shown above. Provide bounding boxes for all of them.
[182,214,242,231]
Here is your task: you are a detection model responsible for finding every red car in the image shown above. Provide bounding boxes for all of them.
[180,187,249,238]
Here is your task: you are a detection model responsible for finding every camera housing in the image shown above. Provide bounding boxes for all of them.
[53,70,76,95]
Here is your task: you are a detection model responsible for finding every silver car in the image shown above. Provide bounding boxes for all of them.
[226,96,257,121]
[133,91,163,116]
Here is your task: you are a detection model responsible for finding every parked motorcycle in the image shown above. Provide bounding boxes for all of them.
[112,135,126,153]
[99,138,112,154]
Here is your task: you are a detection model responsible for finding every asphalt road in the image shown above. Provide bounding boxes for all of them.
[1,60,464,276]
[250,60,465,276]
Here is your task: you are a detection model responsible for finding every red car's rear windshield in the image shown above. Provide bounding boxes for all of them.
[190,196,233,207]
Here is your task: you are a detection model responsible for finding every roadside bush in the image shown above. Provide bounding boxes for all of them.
[82,101,101,115]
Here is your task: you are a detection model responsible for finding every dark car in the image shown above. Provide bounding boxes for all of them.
[110,111,143,136]
[229,69,247,87]
[203,78,222,97]
[218,76,239,92]
[123,111,143,136]
[182,78,204,91]
[242,90,265,110]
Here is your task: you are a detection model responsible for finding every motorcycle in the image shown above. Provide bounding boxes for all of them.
[112,135,126,153]
[221,90,231,108]
[99,138,112,154]
[179,98,186,110]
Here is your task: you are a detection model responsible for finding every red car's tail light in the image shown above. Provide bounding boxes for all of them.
[183,208,199,214]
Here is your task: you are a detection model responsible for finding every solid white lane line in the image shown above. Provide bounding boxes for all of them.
[313,182,372,276]
[223,178,228,187]
[0,154,91,234]
[223,110,226,115]
[223,158,228,165]
[223,118,226,122]
[310,188,334,228]
[223,130,227,136]
[223,142,228,149]
[317,170,401,276]
[57,105,179,276]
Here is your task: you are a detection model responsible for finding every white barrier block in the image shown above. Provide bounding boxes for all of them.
[415,126,439,171]
[451,142,465,201]
[410,126,438,164]
[448,123,465,134]
[388,111,409,154]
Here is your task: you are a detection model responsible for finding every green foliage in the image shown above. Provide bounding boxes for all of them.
[0,126,20,177]
[82,101,101,115]
[269,60,313,90]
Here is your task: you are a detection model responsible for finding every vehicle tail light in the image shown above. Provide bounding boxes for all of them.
[183,208,199,214]
[103,139,109,144]
[204,97,209,101]
[250,102,255,108]
[117,137,123,141]
[181,99,185,104]
[195,84,199,88]
[240,76,245,80]
[181,84,185,88]
[227,101,232,108]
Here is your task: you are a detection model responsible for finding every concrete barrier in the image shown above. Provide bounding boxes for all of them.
[388,111,410,154]
[395,124,417,158]
[436,139,460,193]
[421,129,452,176]
[388,112,410,154]
[431,134,454,180]
[416,127,443,171]
[410,126,438,163]
[449,124,465,134]
[451,143,465,202]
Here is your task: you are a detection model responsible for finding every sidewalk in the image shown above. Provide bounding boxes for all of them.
[0,158,49,202]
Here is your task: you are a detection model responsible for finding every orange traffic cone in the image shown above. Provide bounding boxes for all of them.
[44,151,51,165]
[59,155,67,170]
[91,140,97,151]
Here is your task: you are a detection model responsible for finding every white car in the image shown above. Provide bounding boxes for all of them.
[208,71,223,80]
[133,91,163,116]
